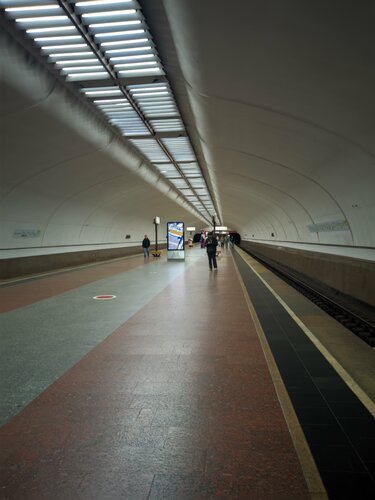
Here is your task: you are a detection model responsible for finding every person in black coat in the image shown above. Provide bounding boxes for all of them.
[142,235,151,258]
[205,232,218,270]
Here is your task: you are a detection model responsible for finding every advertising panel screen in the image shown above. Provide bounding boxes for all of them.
[167,222,184,250]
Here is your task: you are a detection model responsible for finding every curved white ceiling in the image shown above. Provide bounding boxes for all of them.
[0,24,204,251]
[1,0,375,253]
[157,0,375,247]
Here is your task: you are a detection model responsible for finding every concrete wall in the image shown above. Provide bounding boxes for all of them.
[0,244,168,280]
[240,241,375,308]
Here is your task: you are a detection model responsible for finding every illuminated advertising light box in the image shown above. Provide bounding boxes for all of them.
[167,222,184,251]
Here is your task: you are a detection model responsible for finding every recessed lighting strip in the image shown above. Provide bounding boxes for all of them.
[1,0,217,222]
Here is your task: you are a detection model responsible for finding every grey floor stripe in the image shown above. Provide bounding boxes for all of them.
[0,255,200,426]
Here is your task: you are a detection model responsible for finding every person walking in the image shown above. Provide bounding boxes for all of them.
[205,231,218,270]
[142,234,151,258]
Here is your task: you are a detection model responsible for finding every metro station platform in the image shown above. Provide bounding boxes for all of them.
[1,246,374,499]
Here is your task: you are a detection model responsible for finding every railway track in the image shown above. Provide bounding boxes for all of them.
[242,248,375,348]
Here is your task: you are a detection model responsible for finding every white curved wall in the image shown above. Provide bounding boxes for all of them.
[0,28,203,256]
[162,0,375,248]
[2,1,375,264]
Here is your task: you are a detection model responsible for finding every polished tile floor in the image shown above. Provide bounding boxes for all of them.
[0,247,312,498]
[4,245,374,498]
[234,248,375,500]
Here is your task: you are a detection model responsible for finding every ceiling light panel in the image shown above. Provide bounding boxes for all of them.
[105,44,152,55]
[128,83,179,119]
[129,139,170,163]
[75,1,134,12]
[82,86,149,135]
[82,86,122,97]
[179,163,202,177]
[189,178,207,188]
[170,179,189,189]
[150,119,184,133]
[2,0,110,81]
[4,4,61,13]
[75,0,163,77]
[162,138,195,162]
[1,0,215,222]
[178,189,194,197]
[154,163,180,178]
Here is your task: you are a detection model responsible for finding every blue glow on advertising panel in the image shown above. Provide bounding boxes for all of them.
[167,222,184,250]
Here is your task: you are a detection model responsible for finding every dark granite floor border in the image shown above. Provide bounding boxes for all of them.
[233,250,375,500]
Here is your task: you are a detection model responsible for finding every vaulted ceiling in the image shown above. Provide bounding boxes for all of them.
[1,0,375,250]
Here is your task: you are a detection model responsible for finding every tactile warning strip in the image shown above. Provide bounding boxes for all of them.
[233,249,375,500]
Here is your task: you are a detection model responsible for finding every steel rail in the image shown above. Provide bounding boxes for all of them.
[242,247,375,347]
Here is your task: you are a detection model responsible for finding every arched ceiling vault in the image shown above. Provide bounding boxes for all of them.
[141,0,375,246]
[1,0,375,250]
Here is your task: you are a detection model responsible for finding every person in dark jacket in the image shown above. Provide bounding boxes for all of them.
[205,232,218,270]
[142,235,151,258]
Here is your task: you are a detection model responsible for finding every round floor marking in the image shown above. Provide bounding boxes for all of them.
[93,294,117,300]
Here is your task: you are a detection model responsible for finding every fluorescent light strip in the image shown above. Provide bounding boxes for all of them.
[110,54,154,61]
[114,61,157,68]
[84,90,123,95]
[141,105,176,110]
[97,102,131,106]
[105,46,152,54]
[76,0,132,6]
[5,5,60,12]
[62,65,103,71]
[143,111,177,116]
[56,59,97,65]
[98,112,133,116]
[27,26,77,34]
[155,128,183,132]
[112,124,142,127]
[139,98,173,102]
[129,85,167,91]
[118,68,162,74]
[152,120,181,124]
[138,101,173,106]
[154,125,183,128]
[35,35,82,41]
[101,38,148,46]
[143,111,178,116]
[83,10,137,18]
[107,114,135,118]
[41,44,87,50]
[132,91,168,96]
[94,98,128,103]
[88,20,140,28]
[49,52,93,57]
[97,103,131,107]
[95,29,144,38]
[16,16,68,23]
[67,72,108,77]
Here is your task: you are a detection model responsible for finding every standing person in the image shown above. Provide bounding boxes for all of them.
[142,234,150,258]
[205,232,218,270]
[200,233,205,249]
[224,234,230,249]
